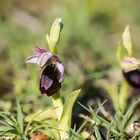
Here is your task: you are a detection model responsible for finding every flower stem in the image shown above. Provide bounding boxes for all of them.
[119,79,128,113]
[52,92,63,121]
[51,46,63,121]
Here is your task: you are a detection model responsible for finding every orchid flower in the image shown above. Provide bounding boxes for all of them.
[25,47,64,96]
[121,57,140,88]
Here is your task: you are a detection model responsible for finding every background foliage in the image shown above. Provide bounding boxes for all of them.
[0,0,140,139]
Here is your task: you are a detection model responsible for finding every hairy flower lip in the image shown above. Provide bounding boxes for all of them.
[40,64,61,96]
[26,47,64,96]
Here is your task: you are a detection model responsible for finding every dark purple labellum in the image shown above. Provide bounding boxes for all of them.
[40,64,61,96]
[122,69,140,88]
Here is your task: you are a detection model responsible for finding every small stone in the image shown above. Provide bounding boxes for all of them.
[30,133,47,140]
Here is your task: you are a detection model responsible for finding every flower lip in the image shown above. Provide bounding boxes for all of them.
[40,64,61,96]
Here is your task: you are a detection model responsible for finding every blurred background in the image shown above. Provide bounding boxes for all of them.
[0,0,140,117]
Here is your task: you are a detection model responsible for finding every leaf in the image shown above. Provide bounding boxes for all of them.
[122,25,132,56]
[59,89,81,139]
[25,107,57,122]
[79,102,119,135]
[16,99,23,134]
[94,125,102,140]
[0,126,13,132]
[24,107,57,136]
[122,98,140,129]
[0,113,17,129]
[0,126,18,136]
[76,119,88,134]
[113,112,122,132]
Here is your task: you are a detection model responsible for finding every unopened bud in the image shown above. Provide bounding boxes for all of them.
[46,18,63,54]
[122,25,132,56]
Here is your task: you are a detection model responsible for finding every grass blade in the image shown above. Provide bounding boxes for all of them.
[16,99,24,134]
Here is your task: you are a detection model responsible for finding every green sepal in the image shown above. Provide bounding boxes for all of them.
[122,25,133,57]
[46,18,63,55]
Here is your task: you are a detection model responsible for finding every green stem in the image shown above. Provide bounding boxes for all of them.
[22,135,28,140]
[119,80,128,113]
[52,92,63,121]
[120,134,124,140]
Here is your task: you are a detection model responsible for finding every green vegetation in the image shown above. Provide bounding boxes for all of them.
[0,0,140,139]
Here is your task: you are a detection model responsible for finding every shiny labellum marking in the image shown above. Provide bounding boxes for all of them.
[40,64,61,96]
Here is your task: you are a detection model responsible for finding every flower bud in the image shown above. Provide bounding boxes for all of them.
[122,25,132,56]
[46,18,63,54]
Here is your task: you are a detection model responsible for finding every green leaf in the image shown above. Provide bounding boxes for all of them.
[76,119,88,135]
[59,89,81,139]
[0,127,18,136]
[122,99,140,129]
[0,126,13,132]
[16,99,23,134]
[25,107,57,136]
[94,125,102,140]
[25,107,57,122]
[113,112,120,131]
[0,113,17,129]
[122,25,132,56]
[79,102,119,135]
